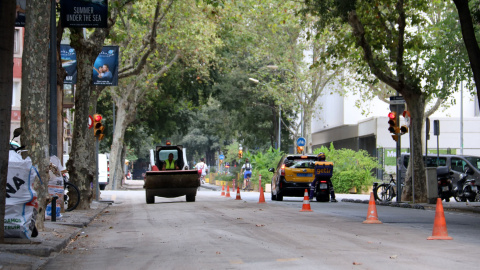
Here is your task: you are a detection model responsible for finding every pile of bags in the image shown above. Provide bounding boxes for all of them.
[4,151,39,239]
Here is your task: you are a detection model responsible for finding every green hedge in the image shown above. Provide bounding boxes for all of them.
[314,143,381,193]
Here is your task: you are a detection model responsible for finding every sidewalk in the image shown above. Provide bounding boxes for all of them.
[0,201,110,270]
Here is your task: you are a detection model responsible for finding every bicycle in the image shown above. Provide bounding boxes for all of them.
[373,174,397,202]
[62,173,81,211]
[243,177,252,191]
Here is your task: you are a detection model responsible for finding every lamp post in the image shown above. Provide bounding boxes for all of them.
[265,65,304,140]
[249,78,281,150]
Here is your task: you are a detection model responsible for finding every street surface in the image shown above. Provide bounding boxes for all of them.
[41,186,480,269]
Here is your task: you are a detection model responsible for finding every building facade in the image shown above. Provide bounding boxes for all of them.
[311,80,480,179]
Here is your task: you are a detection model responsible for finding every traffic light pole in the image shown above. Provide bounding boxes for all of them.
[396,117,402,203]
[95,137,100,201]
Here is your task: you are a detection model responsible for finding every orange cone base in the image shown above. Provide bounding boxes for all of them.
[221,185,225,196]
[363,219,382,224]
[225,186,231,198]
[427,235,453,240]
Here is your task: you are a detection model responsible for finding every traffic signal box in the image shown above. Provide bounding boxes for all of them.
[388,111,409,142]
[238,150,243,159]
[297,146,304,153]
[388,112,400,142]
[93,114,105,140]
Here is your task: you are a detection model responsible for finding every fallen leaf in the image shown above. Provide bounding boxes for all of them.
[353,262,362,265]
[255,224,265,227]
[216,251,221,255]
[390,255,398,259]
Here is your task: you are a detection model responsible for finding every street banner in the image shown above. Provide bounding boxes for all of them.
[93,46,119,86]
[15,0,26,27]
[61,0,108,28]
[60,45,77,84]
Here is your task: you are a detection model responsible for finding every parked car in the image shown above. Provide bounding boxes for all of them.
[268,154,317,201]
[400,154,480,187]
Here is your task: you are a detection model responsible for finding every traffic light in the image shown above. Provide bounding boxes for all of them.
[297,146,304,153]
[238,150,243,159]
[93,114,105,140]
[387,112,399,133]
[400,125,408,134]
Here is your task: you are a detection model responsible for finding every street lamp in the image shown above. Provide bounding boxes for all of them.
[249,78,281,150]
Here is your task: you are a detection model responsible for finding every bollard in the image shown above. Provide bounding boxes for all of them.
[51,195,59,222]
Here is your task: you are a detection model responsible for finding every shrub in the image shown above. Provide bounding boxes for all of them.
[314,143,380,193]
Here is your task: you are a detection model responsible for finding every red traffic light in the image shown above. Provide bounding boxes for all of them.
[388,112,396,119]
[94,114,102,122]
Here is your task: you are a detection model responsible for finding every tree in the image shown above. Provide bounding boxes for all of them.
[66,1,131,208]
[302,0,471,202]
[0,0,16,242]
[106,0,176,190]
[20,0,51,230]
[106,0,222,189]
[453,0,480,112]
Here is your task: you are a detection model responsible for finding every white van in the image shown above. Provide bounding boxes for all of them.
[98,153,109,190]
[62,154,109,190]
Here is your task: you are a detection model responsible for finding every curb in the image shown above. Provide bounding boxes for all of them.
[340,198,480,214]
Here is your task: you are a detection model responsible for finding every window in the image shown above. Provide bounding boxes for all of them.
[12,81,20,107]
[13,28,22,55]
[287,158,316,169]
[465,157,480,171]
[451,158,467,173]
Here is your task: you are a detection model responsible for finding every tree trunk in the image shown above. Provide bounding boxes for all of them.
[453,0,480,113]
[0,0,16,242]
[108,99,135,190]
[20,0,51,230]
[304,106,313,154]
[401,93,427,202]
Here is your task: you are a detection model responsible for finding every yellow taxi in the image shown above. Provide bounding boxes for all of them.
[268,154,317,201]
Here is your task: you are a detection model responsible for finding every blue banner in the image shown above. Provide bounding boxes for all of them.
[60,45,77,84]
[61,0,108,28]
[93,46,119,86]
[15,0,26,27]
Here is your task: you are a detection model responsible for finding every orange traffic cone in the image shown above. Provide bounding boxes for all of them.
[427,198,453,240]
[300,189,313,212]
[363,192,382,224]
[258,186,266,203]
[220,185,225,196]
[225,185,231,198]
[235,186,242,200]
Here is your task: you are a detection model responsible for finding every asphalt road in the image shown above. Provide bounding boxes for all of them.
[41,188,480,269]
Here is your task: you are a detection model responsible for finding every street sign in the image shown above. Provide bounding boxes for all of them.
[389,96,405,104]
[297,137,306,147]
[88,115,93,129]
[219,155,225,160]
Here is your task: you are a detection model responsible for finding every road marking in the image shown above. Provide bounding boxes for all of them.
[229,260,244,264]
